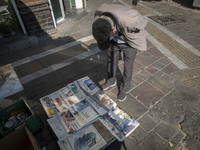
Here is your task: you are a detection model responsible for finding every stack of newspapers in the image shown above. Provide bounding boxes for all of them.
[40,76,139,150]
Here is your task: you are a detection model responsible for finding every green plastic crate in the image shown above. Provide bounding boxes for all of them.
[0,98,41,137]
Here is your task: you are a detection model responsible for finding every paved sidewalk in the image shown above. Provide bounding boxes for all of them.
[0,0,200,150]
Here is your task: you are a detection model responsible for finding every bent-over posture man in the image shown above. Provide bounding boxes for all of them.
[92,3,147,101]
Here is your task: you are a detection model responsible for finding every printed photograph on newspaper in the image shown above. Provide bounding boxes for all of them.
[97,94,117,110]
[58,124,106,150]
[50,91,69,113]
[76,76,100,96]
[86,96,107,116]
[59,86,81,107]
[68,82,86,101]
[71,100,99,127]
[58,109,81,133]
[40,95,60,117]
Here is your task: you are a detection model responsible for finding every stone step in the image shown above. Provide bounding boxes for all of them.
[14,39,97,78]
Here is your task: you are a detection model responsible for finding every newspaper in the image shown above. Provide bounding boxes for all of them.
[58,124,106,150]
[68,82,86,101]
[59,86,82,108]
[100,106,140,141]
[92,92,117,111]
[41,76,139,143]
[85,96,107,116]
[75,76,116,113]
[49,91,69,112]
[70,99,99,127]
[47,99,99,139]
[40,95,60,117]
[47,115,68,139]
[75,76,100,96]
[59,109,82,133]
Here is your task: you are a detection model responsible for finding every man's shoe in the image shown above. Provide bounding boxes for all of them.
[102,81,116,91]
[117,91,127,102]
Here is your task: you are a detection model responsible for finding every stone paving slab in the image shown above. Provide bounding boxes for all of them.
[130,81,165,108]
[152,61,167,70]
[138,114,158,133]
[133,131,170,150]
[147,46,165,59]
[116,94,148,119]
[135,51,158,66]
[137,70,151,80]
[161,63,180,75]
[147,71,175,94]
[154,122,180,141]
[173,66,200,89]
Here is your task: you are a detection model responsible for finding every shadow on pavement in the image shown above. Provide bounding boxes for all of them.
[173,0,195,8]
[104,140,127,150]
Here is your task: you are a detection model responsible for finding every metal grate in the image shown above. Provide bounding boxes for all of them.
[149,14,184,25]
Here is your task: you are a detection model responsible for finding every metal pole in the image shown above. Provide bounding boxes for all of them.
[11,0,27,35]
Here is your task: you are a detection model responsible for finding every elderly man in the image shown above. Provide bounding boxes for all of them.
[92,3,147,102]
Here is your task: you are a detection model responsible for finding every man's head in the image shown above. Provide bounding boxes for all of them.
[92,16,113,50]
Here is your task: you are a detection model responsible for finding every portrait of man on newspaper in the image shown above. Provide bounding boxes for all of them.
[74,132,96,150]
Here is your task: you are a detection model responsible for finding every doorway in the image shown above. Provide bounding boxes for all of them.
[49,0,65,24]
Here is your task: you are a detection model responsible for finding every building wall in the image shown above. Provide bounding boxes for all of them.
[15,0,56,36]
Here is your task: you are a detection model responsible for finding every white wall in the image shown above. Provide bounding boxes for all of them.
[75,0,83,9]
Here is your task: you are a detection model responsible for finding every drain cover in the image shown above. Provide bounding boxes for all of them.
[149,14,183,25]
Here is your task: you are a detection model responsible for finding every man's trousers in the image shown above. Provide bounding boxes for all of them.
[106,41,137,93]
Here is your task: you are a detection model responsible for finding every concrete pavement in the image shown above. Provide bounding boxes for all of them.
[0,0,200,150]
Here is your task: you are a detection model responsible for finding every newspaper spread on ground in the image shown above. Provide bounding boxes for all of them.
[47,99,99,138]
[40,95,60,117]
[75,77,116,113]
[58,109,81,134]
[75,76,100,96]
[94,93,117,110]
[68,82,86,101]
[59,86,82,108]
[70,99,99,127]
[58,124,106,150]
[100,106,140,141]
[40,83,87,118]
[85,96,107,116]
[49,91,69,112]
[41,76,139,144]
[47,115,68,140]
